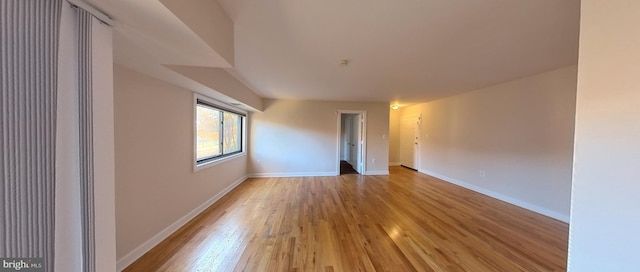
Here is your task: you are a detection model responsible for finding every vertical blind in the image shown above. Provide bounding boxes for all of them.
[77,7,96,272]
[0,1,63,271]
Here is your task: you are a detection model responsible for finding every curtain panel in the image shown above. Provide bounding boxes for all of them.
[0,1,63,271]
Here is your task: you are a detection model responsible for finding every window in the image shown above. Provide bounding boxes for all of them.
[195,98,245,166]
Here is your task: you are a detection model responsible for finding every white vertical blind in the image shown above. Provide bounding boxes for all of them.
[77,7,96,272]
[0,1,62,271]
[55,3,83,271]
[55,4,114,271]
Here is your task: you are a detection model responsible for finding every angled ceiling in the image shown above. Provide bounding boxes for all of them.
[84,0,580,107]
[82,0,263,111]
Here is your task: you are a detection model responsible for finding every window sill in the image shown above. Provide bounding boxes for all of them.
[194,152,246,172]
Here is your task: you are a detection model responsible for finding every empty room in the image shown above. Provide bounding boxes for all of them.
[2,0,640,271]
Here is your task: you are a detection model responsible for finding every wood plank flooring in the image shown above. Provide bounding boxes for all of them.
[124,166,569,271]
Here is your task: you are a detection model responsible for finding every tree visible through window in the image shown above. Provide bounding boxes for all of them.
[196,100,244,164]
[223,112,241,154]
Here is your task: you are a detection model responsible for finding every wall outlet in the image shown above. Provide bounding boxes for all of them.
[372,158,376,164]
[479,171,486,177]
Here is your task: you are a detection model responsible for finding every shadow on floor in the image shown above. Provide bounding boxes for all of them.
[340,160,359,175]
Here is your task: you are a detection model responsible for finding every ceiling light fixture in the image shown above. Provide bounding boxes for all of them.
[391,105,399,110]
[340,59,349,67]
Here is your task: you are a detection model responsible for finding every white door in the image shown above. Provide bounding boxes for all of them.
[349,115,356,167]
[400,115,420,170]
[343,116,351,161]
[350,114,363,173]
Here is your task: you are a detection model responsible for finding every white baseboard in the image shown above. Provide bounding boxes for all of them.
[248,172,337,178]
[249,171,389,177]
[116,175,248,271]
[389,162,401,166]
[418,168,570,223]
[365,171,390,175]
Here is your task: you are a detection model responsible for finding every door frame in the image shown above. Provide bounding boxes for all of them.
[336,110,367,175]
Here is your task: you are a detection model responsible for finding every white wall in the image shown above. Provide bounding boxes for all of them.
[388,108,401,165]
[165,65,263,111]
[397,66,577,221]
[568,1,640,270]
[249,99,389,176]
[114,65,248,270]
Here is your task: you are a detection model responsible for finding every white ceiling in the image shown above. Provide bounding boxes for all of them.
[86,0,580,106]
[218,0,580,103]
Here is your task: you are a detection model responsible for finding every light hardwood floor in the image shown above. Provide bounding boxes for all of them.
[124,166,568,271]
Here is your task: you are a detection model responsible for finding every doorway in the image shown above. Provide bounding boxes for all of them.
[337,111,367,175]
[400,115,420,170]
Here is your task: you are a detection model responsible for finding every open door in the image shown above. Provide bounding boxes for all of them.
[342,115,351,162]
[349,114,363,173]
[337,111,367,175]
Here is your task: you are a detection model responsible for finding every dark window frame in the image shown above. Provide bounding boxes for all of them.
[196,99,245,166]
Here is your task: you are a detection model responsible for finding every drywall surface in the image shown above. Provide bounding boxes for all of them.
[568,1,640,270]
[401,66,577,221]
[165,65,262,111]
[160,0,234,65]
[388,108,401,165]
[114,65,247,263]
[249,99,389,176]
